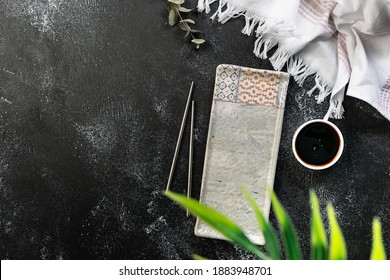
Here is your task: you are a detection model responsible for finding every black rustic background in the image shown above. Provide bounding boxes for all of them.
[0,0,389,260]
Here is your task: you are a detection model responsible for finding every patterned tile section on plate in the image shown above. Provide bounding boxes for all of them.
[213,64,240,102]
[238,68,283,107]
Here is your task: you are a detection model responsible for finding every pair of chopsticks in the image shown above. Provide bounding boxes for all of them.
[165,81,195,217]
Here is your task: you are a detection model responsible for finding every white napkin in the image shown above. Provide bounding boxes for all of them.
[198,0,390,121]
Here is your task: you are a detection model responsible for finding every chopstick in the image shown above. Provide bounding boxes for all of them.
[187,101,195,217]
[165,81,194,193]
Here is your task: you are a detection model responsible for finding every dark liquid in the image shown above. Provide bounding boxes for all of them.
[295,122,340,166]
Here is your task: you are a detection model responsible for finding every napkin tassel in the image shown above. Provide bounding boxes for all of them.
[269,47,291,71]
[199,0,292,35]
[286,56,333,106]
[197,0,216,14]
[287,57,313,86]
[253,36,277,59]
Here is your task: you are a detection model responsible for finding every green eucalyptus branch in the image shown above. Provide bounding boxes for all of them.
[167,0,206,49]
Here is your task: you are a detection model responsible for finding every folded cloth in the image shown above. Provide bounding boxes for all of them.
[198,0,390,121]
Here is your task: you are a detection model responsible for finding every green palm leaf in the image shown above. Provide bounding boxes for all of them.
[243,189,281,260]
[270,192,302,260]
[327,204,347,260]
[193,254,208,260]
[165,191,270,260]
[310,190,328,260]
[370,218,387,260]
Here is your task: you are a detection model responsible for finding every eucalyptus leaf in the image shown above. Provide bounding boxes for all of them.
[182,33,191,42]
[178,7,192,13]
[181,18,195,24]
[168,0,185,4]
[370,218,387,260]
[310,190,328,260]
[327,204,347,260]
[165,191,270,260]
[182,31,190,41]
[191,38,205,44]
[271,192,302,260]
[168,9,178,26]
[179,21,191,31]
[243,189,281,260]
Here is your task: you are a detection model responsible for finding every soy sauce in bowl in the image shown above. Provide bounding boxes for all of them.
[294,122,340,167]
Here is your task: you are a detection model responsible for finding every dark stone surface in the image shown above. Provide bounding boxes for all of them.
[0,0,389,260]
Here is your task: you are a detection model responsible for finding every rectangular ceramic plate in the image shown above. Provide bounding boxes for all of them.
[195,64,290,245]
